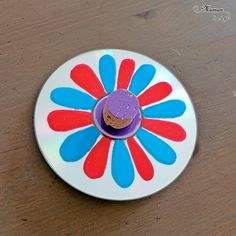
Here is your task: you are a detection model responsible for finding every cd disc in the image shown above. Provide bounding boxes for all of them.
[34,49,197,201]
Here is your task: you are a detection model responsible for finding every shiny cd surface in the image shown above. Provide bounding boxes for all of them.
[34,49,197,201]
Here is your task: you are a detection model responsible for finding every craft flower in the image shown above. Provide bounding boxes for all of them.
[47,55,186,188]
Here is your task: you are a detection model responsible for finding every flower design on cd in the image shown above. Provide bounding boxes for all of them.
[47,55,186,188]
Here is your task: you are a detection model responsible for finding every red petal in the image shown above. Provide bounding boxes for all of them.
[117,59,135,89]
[70,64,106,99]
[138,82,172,106]
[127,138,154,181]
[47,110,92,131]
[142,119,186,141]
[83,137,112,179]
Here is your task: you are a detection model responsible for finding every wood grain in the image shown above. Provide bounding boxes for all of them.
[0,0,236,235]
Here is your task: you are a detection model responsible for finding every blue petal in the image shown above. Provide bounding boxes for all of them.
[143,100,186,118]
[129,64,156,96]
[51,87,96,110]
[136,128,176,165]
[112,140,135,188]
[99,55,116,93]
[60,126,100,162]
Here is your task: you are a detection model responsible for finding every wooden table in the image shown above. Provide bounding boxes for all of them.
[1,1,236,235]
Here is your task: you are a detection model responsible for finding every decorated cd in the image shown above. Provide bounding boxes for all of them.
[34,49,197,200]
